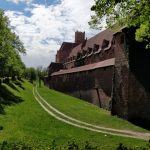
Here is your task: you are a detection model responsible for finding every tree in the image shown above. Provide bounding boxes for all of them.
[0,9,26,78]
[36,66,48,87]
[89,0,150,49]
[23,67,37,82]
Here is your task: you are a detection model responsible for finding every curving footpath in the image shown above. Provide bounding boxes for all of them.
[33,86,150,141]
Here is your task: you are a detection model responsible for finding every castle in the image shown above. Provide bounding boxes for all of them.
[44,27,150,123]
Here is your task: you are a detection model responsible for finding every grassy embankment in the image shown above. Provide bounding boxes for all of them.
[0,80,148,149]
[37,84,149,133]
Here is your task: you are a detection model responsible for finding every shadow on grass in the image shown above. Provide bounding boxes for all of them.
[13,80,25,90]
[0,84,23,114]
[18,78,25,83]
[6,82,20,92]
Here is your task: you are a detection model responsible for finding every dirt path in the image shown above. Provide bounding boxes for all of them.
[33,86,150,141]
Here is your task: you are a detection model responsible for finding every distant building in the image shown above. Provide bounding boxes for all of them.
[45,27,150,123]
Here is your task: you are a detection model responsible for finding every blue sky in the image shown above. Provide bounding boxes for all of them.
[0,0,100,67]
[1,0,60,17]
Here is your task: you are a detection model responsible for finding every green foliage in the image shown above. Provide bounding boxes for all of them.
[0,9,26,78]
[23,68,37,82]
[89,0,150,48]
[0,140,99,150]
[0,141,32,150]
[116,140,150,150]
[36,66,47,79]
[0,140,150,150]
[48,140,99,150]
[23,67,47,83]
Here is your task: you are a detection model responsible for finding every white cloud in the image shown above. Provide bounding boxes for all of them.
[5,0,100,67]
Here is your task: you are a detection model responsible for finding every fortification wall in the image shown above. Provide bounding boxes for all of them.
[50,66,114,109]
[46,28,150,124]
[112,28,150,122]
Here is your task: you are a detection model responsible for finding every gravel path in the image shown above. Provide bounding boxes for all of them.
[33,86,150,141]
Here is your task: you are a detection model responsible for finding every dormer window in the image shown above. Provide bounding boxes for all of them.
[93,44,99,52]
[102,39,109,49]
[72,56,76,60]
[82,50,87,56]
[88,47,92,54]
[68,57,71,62]
[76,52,82,59]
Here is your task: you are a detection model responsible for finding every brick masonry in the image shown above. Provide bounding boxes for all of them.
[45,27,150,122]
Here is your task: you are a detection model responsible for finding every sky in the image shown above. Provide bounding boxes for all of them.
[0,0,101,68]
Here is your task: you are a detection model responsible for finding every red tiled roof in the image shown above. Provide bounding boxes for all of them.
[59,42,77,51]
[51,58,115,76]
[48,62,63,68]
[69,29,114,57]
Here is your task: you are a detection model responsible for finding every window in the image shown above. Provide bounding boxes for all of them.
[93,44,100,52]
[102,39,109,49]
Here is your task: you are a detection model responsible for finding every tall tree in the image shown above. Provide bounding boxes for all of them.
[0,9,26,77]
[89,0,150,49]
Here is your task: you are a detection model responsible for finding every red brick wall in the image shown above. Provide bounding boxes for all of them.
[75,31,85,44]
[50,66,114,109]
[112,29,150,122]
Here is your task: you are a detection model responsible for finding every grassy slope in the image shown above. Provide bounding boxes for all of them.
[37,84,149,133]
[0,80,148,149]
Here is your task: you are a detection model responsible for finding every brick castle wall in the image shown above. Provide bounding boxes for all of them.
[112,28,150,122]
[50,66,114,109]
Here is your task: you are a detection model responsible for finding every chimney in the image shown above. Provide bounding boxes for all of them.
[75,31,85,44]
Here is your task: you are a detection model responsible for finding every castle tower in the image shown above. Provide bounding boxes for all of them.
[75,31,85,44]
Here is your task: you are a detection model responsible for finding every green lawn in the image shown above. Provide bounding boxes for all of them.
[37,84,149,133]
[0,80,148,149]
